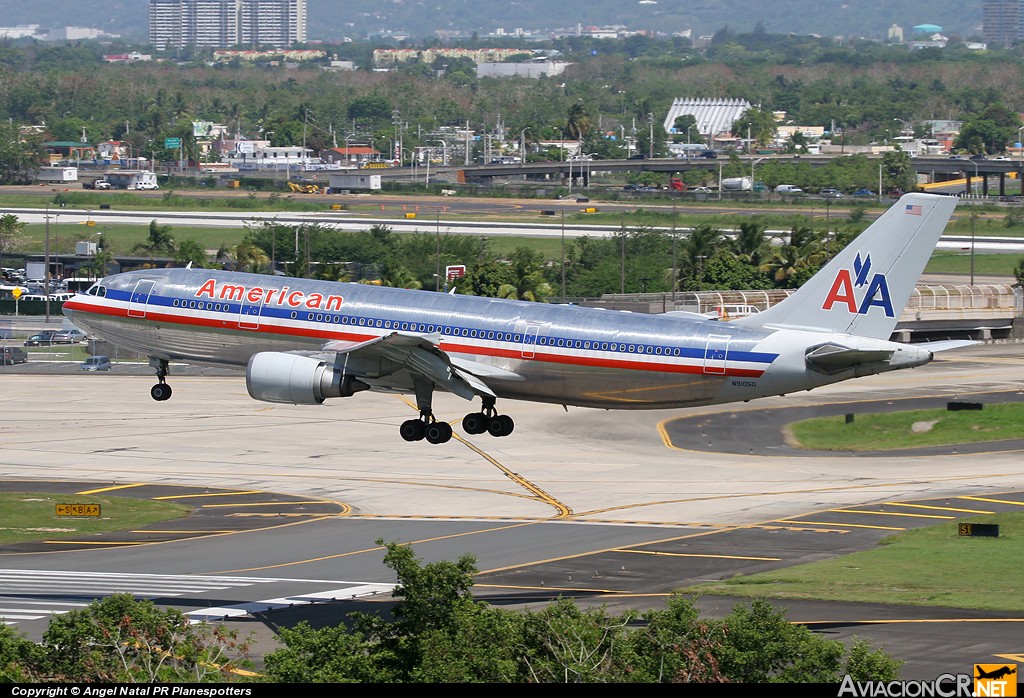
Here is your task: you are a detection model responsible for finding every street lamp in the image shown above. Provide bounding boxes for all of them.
[696,255,707,294]
[751,157,766,195]
[647,112,654,159]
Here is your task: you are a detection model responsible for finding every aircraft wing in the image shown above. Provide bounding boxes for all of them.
[319,331,496,401]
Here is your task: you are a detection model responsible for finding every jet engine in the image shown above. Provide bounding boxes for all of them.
[246,352,368,405]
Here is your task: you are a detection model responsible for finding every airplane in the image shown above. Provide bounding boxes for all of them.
[975,665,1017,680]
[63,192,963,446]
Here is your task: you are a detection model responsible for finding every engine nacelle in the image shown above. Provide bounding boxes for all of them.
[246,352,369,405]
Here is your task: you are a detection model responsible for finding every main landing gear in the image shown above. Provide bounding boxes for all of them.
[461,397,514,437]
[149,358,172,402]
[398,382,514,444]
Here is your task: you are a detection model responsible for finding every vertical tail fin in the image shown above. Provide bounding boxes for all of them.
[732,193,958,339]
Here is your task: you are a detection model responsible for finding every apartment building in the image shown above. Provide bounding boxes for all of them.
[983,0,1022,47]
[149,0,306,50]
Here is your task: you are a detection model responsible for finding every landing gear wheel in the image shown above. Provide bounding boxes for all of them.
[400,419,426,442]
[487,414,514,437]
[462,412,488,435]
[425,421,453,444]
[151,383,172,401]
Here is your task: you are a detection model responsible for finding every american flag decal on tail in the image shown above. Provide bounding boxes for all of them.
[905,204,922,215]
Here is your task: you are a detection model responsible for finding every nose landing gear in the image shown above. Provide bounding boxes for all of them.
[149,358,172,401]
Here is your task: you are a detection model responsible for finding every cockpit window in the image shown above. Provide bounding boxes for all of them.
[86,283,106,297]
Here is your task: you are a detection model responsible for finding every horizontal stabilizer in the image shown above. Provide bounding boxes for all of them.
[918,339,978,353]
[805,343,894,375]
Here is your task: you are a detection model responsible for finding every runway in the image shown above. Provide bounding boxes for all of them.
[0,341,1023,679]
[5,203,1024,252]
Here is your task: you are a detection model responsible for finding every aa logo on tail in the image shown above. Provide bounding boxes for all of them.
[822,253,894,317]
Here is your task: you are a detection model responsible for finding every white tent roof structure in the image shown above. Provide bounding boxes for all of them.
[664,97,752,141]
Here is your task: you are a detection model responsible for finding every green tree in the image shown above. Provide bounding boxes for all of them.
[0,122,42,185]
[881,149,914,194]
[954,104,1022,154]
[761,225,825,287]
[0,624,40,682]
[0,213,26,257]
[733,108,778,150]
[174,238,210,267]
[565,103,592,140]
[38,594,252,682]
[132,220,176,260]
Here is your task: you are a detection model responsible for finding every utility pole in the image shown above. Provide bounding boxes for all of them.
[648,113,654,158]
[44,202,51,319]
[561,210,566,301]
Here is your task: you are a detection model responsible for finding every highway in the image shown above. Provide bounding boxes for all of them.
[0,342,1023,678]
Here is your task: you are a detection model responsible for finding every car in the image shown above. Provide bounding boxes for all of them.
[51,329,87,344]
[699,150,718,159]
[628,153,648,160]
[690,186,712,193]
[820,188,844,198]
[24,330,58,346]
[133,182,159,190]
[993,156,1011,160]
[0,347,28,365]
[969,153,987,161]
[852,189,876,197]
[80,355,111,372]
[947,155,964,160]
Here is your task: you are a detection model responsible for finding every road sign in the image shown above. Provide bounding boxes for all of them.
[56,503,101,517]
[165,137,182,149]
[11,287,21,299]
[446,265,466,280]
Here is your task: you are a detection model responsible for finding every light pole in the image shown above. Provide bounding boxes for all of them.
[696,255,707,294]
[825,198,832,260]
[751,157,766,194]
[970,209,978,286]
[519,128,529,163]
[647,112,654,159]
[44,205,52,321]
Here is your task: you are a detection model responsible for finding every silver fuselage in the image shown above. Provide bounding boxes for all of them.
[63,268,924,410]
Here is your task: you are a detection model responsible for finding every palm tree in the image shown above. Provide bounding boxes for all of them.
[681,224,723,290]
[565,103,591,141]
[760,225,825,287]
[222,242,270,273]
[731,221,770,267]
[132,220,176,266]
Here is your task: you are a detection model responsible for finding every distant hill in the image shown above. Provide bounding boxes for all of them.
[0,0,983,43]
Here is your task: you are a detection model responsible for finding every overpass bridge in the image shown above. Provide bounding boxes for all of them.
[447,155,1024,197]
